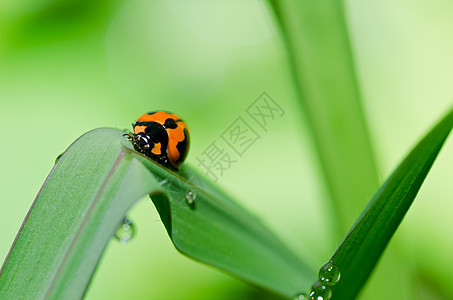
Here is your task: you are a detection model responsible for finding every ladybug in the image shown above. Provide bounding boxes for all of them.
[127,111,190,170]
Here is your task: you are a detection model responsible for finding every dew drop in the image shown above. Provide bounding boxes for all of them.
[114,217,135,244]
[292,292,309,300]
[55,153,64,164]
[185,190,196,208]
[318,261,341,286]
[309,281,332,300]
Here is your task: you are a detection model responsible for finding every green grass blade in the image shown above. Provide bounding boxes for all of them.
[266,1,380,231]
[265,2,419,296]
[0,128,162,299]
[1,128,315,298]
[331,108,453,299]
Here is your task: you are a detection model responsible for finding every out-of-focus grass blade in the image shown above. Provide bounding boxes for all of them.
[266,1,380,231]
[265,2,430,297]
[331,108,453,299]
[1,128,315,299]
[0,129,162,299]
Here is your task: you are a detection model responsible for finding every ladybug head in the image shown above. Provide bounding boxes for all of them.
[132,132,150,150]
[131,125,171,168]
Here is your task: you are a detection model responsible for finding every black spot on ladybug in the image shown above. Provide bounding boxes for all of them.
[176,128,190,164]
[164,118,178,129]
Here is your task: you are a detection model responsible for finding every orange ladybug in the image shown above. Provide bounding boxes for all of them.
[128,111,190,170]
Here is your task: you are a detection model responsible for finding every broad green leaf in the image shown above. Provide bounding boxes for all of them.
[0,128,315,299]
[330,108,453,299]
[0,129,162,299]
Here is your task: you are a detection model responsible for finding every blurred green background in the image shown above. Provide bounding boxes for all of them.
[1,0,452,299]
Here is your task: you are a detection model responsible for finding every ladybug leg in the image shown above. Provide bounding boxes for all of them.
[124,132,138,150]
[123,132,135,141]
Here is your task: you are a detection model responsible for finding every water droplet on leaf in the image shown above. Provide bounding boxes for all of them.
[319,261,341,286]
[309,281,332,300]
[185,190,196,208]
[115,217,135,244]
